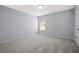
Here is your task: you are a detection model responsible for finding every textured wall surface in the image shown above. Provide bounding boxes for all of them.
[39,9,74,39]
[0,6,38,41]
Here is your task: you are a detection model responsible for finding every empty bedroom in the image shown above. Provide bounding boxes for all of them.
[0,5,79,53]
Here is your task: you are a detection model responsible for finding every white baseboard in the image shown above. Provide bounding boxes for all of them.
[0,33,36,43]
[0,33,74,44]
[39,32,74,40]
[41,34,73,40]
[0,35,26,43]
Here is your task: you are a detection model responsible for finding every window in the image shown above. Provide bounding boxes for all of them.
[39,20,46,30]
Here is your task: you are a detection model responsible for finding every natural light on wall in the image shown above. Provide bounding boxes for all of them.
[40,20,46,30]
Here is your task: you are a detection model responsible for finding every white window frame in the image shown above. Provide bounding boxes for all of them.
[39,19,46,31]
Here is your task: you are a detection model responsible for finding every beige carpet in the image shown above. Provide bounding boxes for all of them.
[0,34,79,53]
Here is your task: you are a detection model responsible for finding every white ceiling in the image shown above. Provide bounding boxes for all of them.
[5,5,74,16]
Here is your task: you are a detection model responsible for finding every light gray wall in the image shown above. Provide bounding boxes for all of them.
[74,6,79,47]
[0,6,38,41]
[39,9,74,39]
